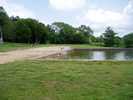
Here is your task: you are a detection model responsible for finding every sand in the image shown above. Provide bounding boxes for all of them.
[0,46,71,64]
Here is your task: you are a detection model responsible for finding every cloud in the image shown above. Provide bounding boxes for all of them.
[0,0,35,18]
[76,0,133,36]
[49,0,87,11]
[76,9,125,36]
[82,9,124,25]
[124,0,133,14]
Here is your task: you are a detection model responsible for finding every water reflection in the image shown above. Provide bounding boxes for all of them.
[67,50,93,59]
[91,51,105,60]
[115,52,125,60]
[64,50,133,61]
[124,51,133,60]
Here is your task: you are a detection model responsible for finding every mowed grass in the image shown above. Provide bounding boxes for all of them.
[69,44,104,49]
[0,43,33,52]
[60,43,104,49]
[0,60,133,100]
[0,43,52,52]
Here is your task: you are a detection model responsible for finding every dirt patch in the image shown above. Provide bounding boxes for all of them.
[0,46,71,64]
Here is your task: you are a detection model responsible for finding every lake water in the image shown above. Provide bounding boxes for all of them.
[61,49,133,61]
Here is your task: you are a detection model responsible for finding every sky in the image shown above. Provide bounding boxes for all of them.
[0,0,133,36]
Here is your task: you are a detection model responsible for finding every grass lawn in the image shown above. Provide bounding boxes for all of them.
[0,43,52,52]
[0,60,133,100]
[0,43,33,52]
[68,44,104,49]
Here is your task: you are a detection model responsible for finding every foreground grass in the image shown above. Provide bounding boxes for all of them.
[0,60,133,100]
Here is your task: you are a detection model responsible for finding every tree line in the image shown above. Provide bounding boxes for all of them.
[0,6,133,48]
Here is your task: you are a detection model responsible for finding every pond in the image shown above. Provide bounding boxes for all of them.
[57,49,133,61]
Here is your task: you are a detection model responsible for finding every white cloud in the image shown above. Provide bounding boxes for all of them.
[49,0,87,11]
[83,9,124,25]
[0,0,35,18]
[124,0,133,14]
[76,0,133,36]
[76,9,125,36]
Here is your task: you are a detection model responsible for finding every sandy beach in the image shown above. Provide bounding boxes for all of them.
[0,46,71,64]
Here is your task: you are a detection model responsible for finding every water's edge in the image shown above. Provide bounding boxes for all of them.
[42,48,133,61]
[74,48,133,51]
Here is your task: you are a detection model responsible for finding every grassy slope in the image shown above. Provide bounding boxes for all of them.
[0,60,133,100]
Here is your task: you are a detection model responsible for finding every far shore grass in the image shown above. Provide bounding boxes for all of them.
[0,43,34,52]
[0,43,51,52]
[67,44,104,49]
[0,60,133,100]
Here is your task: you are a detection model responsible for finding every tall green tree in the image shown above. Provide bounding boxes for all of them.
[12,18,48,44]
[78,25,93,36]
[24,18,47,44]
[78,25,93,44]
[103,27,118,47]
[48,22,76,44]
[13,19,32,43]
[48,22,94,44]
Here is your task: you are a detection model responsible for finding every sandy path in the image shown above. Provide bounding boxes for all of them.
[0,46,71,64]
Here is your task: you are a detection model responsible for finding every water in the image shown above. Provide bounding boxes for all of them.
[61,49,133,61]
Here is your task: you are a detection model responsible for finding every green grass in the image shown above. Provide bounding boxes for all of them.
[68,44,104,49]
[0,60,133,100]
[0,43,52,52]
[49,44,103,49]
[0,43,33,52]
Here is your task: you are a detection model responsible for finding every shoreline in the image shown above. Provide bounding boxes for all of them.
[74,48,133,51]
[0,46,71,64]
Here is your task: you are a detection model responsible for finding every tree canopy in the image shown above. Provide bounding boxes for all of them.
[0,6,133,47]
[103,27,120,47]
[123,33,133,48]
